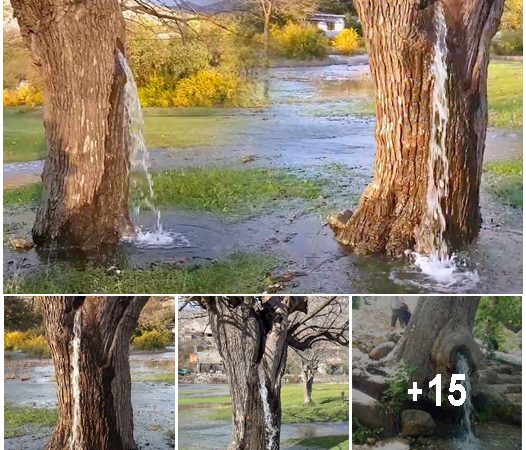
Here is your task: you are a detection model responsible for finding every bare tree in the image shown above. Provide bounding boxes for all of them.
[183,296,349,450]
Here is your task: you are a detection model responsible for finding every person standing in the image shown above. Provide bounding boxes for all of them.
[390,297,403,330]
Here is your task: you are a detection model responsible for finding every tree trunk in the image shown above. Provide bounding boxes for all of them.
[302,367,314,404]
[392,296,481,383]
[205,297,295,450]
[38,296,149,450]
[12,1,135,249]
[333,0,505,255]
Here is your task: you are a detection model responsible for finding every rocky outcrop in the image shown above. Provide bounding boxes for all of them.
[369,342,395,360]
[352,389,397,437]
[401,410,436,437]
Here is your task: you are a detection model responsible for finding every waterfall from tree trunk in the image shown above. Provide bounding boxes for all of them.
[70,309,82,449]
[258,366,278,450]
[455,353,478,449]
[118,51,176,248]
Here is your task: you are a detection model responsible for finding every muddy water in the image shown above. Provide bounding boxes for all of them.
[4,57,522,293]
[4,351,175,450]
[178,385,348,450]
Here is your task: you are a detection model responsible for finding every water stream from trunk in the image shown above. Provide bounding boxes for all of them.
[455,353,478,449]
[409,3,479,290]
[258,366,278,450]
[70,309,82,450]
[118,51,178,248]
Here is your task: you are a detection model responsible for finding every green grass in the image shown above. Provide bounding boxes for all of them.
[286,435,349,450]
[181,383,349,424]
[4,404,57,438]
[487,61,523,129]
[133,372,176,385]
[4,253,277,294]
[484,159,523,208]
[5,168,323,214]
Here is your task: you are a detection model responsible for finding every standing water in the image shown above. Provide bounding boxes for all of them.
[117,51,180,248]
[455,354,478,449]
[70,309,82,449]
[408,3,479,291]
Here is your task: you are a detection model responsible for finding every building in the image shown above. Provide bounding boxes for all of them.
[196,350,224,373]
[308,14,346,38]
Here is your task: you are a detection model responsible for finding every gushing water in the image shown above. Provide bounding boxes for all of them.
[409,3,479,289]
[117,51,176,248]
[455,354,478,449]
[258,366,278,450]
[70,309,82,450]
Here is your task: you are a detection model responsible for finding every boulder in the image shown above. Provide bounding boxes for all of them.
[353,348,366,362]
[373,335,388,346]
[387,331,403,343]
[10,236,34,250]
[352,389,397,437]
[369,342,395,360]
[352,367,388,399]
[401,410,436,437]
[327,209,352,229]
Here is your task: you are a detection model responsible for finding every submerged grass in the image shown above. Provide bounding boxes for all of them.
[484,159,523,209]
[4,253,277,294]
[286,435,349,450]
[181,383,349,424]
[4,404,57,438]
[5,168,323,215]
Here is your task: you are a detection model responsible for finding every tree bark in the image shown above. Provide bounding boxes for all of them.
[12,0,135,249]
[38,296,149,450]
[392,296,481,384]
[333,0,505,255]
[302,366,314,404]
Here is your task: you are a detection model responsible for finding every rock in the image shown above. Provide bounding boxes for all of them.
[353,348,366,362]
[240,154,256,163]
[352,389,397,437]
[10,236,34,250]
[327,209,352,229]
[476,368,498,384]
[352,367,388,399]
[369,342,395,360]
[373,335,388,346]
[387,331,403,343]
[401,410,436,437]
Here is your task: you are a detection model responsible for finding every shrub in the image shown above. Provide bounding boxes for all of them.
[3,84,43,107]
[132,330,173,350]
[5,331,28,350]
[5,331,50,357]
[271,23,328,59]
[491,30,523,56]
[333,28,362,55]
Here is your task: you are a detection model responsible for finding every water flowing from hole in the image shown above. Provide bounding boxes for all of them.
[258,366,278,450]
[117,51,178,248]
[70,309,82,450]
[408,3,479,290]
[455,354,478,449]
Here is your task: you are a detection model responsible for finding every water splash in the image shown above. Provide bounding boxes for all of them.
[117,51,176,248]
[70,309,82,450]
[455,354,478,449]
[410,3,478,289]
[258,366,278,450]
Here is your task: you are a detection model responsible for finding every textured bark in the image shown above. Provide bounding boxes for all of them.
[12,1,134,249]
[38,296,149,450]
[334,0,505,255]
[302,367,315,404]
[392,296,481,383]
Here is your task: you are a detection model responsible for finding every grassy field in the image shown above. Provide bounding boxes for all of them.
[179,383,349,424]
[4,253,277,294]
[4,61,522,163]
[484,159,523,209]
[5,167,323,214]
[4,404,57,438]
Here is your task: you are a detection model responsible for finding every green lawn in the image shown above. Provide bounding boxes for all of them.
[487,60,523,129]
[180,383,349,424]
[4,253,277,294]
[484,159,523,208]
[5,404,57,438]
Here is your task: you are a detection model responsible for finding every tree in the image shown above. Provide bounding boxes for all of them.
[5,296,42,331]
[11,1,135,249]
[37,296,149,450]
[289,346,324,404]
[392,296,481,384]
[332,1,505,256]
[189,296,348,450]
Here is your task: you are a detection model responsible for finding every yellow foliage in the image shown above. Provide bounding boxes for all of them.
[5,331,50,358]
[271,23,328,59]
[132,330,173,350]
[5,331,28,350]
[3,84,43,107]
[333,29,362,55]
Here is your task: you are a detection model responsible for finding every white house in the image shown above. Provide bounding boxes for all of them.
[308,14,346,38]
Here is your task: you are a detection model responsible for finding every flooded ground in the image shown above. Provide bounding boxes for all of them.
[178,384,348,450]
[4,350,175,450]
[4,56,522,293]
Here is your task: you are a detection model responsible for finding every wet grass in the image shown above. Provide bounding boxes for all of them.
[5,168,323,215]
[484,159,523,209]
[134,372,176,385]
[181,383,349,424]
[4,404,57,438]
[487,60,522,129]
[4,253,277,294]
[286,435,349,449]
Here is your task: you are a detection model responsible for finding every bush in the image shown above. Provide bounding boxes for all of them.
[333,28,362,55]
[491,30,523,56]
[132,330,173,350]
[3,84,43,107]
[5,331,50,357]
[271,23,328,59]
